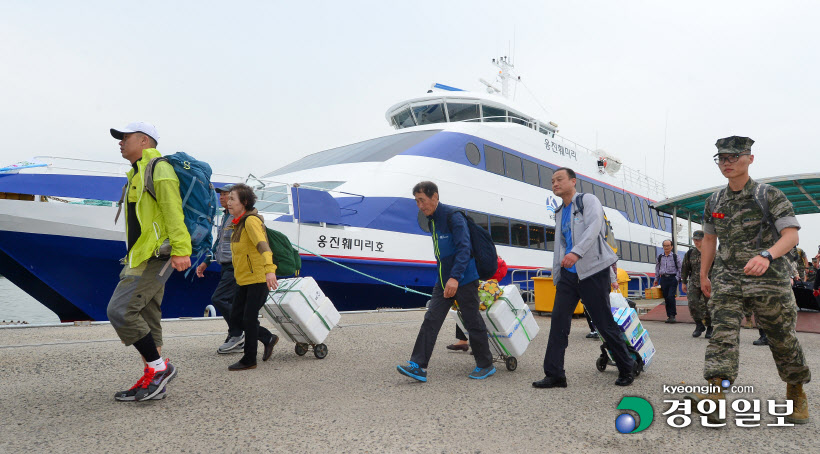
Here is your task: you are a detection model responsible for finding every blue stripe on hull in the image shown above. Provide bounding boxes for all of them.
[0,231,444,320]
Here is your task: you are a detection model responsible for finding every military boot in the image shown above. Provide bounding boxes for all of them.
[704,325,713,339]
[786,383,810,424]
[692,322,706,338]
[684,378,727,425]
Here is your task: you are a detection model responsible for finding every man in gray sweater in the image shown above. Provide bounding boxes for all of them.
[533,168,637,389]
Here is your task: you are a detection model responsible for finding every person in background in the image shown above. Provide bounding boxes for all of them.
[655,239,681,324]
[195,184,247,354]
[224,183,279,371]
[681,230,712,339]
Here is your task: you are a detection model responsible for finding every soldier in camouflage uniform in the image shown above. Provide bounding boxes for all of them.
[794,246,808,281]
[681,230,712,338]
[685,136,810,425]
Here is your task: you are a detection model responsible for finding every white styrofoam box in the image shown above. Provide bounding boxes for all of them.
[609,292,629,309]
[483,285,528,333]
[262,302,333,345]
[488,305,539,357]
[269,277,325,325]
[318,296,341,329]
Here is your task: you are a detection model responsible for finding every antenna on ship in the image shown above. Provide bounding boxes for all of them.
[488,56,519,99]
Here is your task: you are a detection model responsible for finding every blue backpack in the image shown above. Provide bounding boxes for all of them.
[447,210,498,280]
[144,152,218,269]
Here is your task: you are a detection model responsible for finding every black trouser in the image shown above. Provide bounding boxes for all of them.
[455,326,467,341]
[584,310,595,332]
[230,282,273,365]
[410,280,493,369]
[212,264,241,337]
[543,268,634,378]
[660,275,678,317]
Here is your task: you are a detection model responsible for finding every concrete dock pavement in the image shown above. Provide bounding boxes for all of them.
[1,311,818,453]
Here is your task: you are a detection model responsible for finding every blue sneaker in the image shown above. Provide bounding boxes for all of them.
[469,366,497,380]
[396,361,427,382]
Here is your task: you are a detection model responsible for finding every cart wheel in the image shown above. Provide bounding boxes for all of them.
[295,343,308,356]
[596,356,607,372]
[505,356,517,371]
[313,343,328,359]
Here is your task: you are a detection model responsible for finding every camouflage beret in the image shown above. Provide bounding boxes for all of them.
[692,230,704,239]
[714,136,754,155]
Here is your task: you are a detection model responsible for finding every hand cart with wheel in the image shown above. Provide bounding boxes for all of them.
[591,306,655,375]
[260,277,340,360]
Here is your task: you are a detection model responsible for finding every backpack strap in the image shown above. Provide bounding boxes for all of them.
[752,182,778,248]
[114,183,127,224]
[143,157,166,201]
[574,193,585,215]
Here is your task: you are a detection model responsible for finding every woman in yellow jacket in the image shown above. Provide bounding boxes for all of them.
[226,183,279,371]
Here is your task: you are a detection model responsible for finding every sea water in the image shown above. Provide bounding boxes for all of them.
[0,277,60,324]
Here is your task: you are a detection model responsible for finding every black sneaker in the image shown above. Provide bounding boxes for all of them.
[532,375,568,388]
[585,331,598,339]
[135,362,177,402]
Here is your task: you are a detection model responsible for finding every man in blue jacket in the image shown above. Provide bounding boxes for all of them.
[397,181,495,382]
[532,168,636,389]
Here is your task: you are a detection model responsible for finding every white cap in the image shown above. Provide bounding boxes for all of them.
[110,121,159,144]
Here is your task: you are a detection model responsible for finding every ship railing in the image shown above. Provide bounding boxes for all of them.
[244,175,365,220]
[510,267,551,305]
[627,272,652,299]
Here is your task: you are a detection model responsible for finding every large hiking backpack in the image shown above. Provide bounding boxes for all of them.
[144,152,218,267]
[573,193,618,253]
[263,225,302,277]
[447,210,498,280]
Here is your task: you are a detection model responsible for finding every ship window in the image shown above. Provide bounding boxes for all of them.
[592,184,606,205]
[578,180,591,194]
[465,143,481,165]
[619,240,631,261]
[391,108,416,129]
[651,206,660,231]
[484,145,505,175]
[604,188,617,209]
[447,103,480,122]
[624,194,635,222]
[539,165,554,189]
[642,199,654,228]
[466,211,489,233]
[265,130,440,176]
[508,112,528,126]
[546,227,556,251]
[511,220,528,247]
[529,224,546,250]
[483,105,507,122]
[630,242,641,262]
[490,216,510,245]
[412,103,446,125]
[523,159,539,186]
[504,152,523,181]
[644,245,655,263]
[658,213,667,231]
[615,192,626,211]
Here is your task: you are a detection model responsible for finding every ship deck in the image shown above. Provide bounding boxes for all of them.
[1,308,818,453]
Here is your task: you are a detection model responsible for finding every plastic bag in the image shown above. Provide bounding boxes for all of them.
[609,291,629,309]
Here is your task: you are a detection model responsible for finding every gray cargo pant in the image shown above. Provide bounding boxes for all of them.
[107,257,172,346]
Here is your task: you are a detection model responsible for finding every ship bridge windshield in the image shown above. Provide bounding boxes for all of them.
[390,99,556,137]
[263,130,440,177]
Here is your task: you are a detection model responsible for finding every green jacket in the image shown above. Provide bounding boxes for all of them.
[125,148,192,268]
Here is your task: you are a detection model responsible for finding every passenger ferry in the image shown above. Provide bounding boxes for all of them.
[0,57,679,321]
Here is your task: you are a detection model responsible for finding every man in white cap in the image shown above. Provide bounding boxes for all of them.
[107,122,192,402]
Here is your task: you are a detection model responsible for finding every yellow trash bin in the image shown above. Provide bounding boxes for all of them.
[532,276,583,314]
[616,268,630,298]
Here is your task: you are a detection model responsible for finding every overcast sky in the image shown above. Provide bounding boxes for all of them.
[2,0,819,255]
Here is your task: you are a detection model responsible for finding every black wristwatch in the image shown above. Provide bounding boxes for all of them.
[759,251,773,262]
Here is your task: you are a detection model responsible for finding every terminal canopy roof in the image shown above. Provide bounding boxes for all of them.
[653,173,820,223]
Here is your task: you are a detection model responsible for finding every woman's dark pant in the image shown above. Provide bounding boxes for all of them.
[230,282,273,365]
[455,326,467,341]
